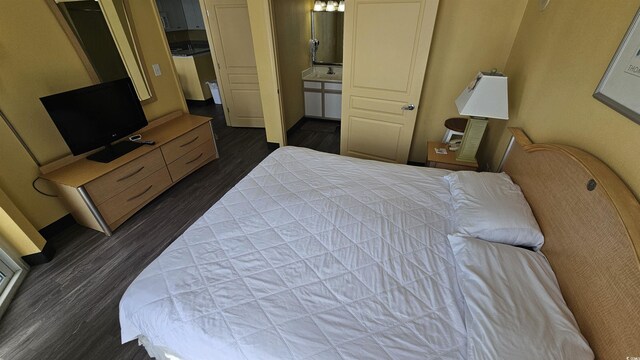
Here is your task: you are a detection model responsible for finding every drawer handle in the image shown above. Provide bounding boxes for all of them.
[180,136,199,147]
[117,166,145,182]
[185,153,204,165]
[127,185,153,202]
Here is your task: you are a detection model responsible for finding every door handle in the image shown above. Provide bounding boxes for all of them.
[401,104,415,111]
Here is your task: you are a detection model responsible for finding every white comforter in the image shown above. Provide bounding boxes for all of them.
[120,147,466,359]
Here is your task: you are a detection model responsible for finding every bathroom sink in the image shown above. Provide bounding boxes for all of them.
[302,68,342,82]
[308,73,342,82]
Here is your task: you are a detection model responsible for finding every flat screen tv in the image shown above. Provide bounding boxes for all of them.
[40,77,148,163]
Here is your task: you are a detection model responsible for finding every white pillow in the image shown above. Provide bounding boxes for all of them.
[445,171,544,250]
[448,235,594,360]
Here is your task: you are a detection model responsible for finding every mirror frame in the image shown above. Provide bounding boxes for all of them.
[310,10,343,66]
[48,0,155,103]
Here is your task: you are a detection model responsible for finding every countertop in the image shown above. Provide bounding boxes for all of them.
[171,48,210,57]
[302,66,343,83]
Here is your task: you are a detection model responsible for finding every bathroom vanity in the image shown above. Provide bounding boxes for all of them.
[302,8,344,121]
[302,66,342,120]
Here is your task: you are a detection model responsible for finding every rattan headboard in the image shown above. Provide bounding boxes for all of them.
[502,128,640,359]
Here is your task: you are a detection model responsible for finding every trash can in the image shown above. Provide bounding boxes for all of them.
[206,81,222,104]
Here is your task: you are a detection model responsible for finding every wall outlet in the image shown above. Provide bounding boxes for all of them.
[152,64,162,76]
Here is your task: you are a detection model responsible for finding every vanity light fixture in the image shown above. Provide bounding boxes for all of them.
[326,1,337,12]
[313,1,326,11]
[338,1,345,12]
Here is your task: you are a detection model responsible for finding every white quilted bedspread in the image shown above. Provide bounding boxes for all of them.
[120,147,467,359]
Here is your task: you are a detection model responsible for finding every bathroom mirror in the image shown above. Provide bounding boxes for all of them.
[50,0,153,101]
[311,11,344,65]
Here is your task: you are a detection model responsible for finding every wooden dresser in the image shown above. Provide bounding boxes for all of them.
[41,113,218,235]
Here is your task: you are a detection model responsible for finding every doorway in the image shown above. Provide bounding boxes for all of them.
[251,0,440,163]
[155,0,221,113]
[268,0,343,155]
[155,0,270,153]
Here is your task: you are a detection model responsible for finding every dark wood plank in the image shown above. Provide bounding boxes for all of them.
[0,103,340,360]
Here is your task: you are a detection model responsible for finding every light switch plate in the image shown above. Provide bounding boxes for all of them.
[152,64,162,76]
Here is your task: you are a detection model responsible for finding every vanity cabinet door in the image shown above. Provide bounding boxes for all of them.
[304,91,323,118]
[324,93,342,120]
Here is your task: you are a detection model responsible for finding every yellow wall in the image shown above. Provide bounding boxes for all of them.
[0,0,186,229]
[272,0,313,130]
[0,187,47,256]
[0,1,96,165]
[129,0,189,120]
[408,0,528,163]
[0,118,69,230]
[0,1,90,229]
[483,0,640,199]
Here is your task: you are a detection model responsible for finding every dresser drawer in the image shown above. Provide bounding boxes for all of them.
[85,149,165,205]
[161,123,212,164]
[98,167,172,225]
[167,141,216,182]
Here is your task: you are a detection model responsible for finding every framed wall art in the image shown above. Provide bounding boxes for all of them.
[594,8,640,125]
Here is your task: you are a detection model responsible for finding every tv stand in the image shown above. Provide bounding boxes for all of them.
[87,141,143,163]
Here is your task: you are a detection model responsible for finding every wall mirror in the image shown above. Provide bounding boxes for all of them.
[311,11,344,65]
[50,0,153,101]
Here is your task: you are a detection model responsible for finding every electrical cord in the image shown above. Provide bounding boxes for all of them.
[32,177,58,197]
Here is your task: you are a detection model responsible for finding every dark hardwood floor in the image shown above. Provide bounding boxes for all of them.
[287,117,341,155]
[0,101,340,360]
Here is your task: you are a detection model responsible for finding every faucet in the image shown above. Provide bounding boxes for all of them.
[327,67,335,75]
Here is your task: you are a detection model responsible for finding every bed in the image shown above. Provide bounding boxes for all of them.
[120,128,640,359]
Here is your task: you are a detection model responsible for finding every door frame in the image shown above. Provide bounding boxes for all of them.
[198,0,286,146]
[0,237,29,319]
[247,0,286,146]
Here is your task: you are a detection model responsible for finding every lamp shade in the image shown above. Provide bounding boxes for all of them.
[455,71,509,120]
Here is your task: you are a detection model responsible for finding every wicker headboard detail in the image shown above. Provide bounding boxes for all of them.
[502,128,640,360]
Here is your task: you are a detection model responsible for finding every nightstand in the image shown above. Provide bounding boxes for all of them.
[426,141,478,171]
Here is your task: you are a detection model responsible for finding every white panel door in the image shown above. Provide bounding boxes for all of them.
[304,91,323,117]
[324,92,341,120]
[203,0,265,127]
[340,0,439,163]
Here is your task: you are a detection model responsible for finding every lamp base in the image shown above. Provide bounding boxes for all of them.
[455,117,488,163]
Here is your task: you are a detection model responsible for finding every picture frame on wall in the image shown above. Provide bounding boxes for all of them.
[594,8,640,125]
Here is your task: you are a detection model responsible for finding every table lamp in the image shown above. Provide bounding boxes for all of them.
[454,70,509,162]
